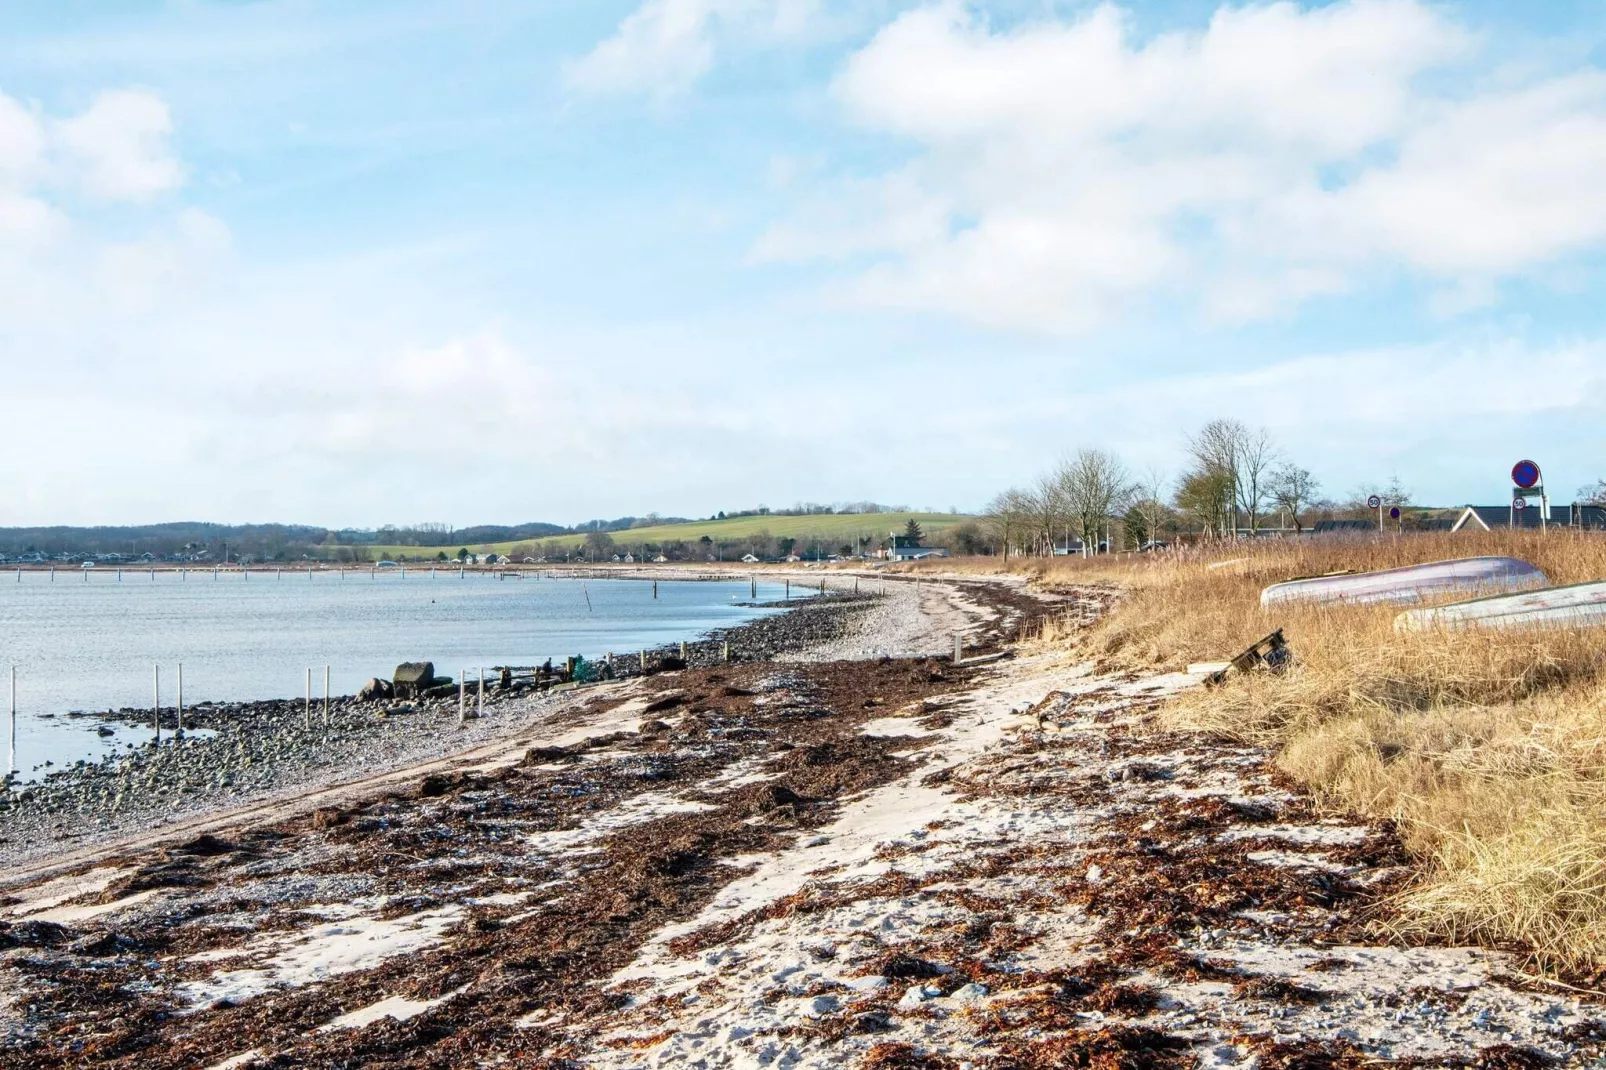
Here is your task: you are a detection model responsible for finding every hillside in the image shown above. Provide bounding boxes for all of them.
[369,512,972,559]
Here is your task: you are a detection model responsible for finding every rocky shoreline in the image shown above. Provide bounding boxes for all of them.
[0,590,879,868]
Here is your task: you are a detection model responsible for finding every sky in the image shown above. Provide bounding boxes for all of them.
[3,0,1606,527]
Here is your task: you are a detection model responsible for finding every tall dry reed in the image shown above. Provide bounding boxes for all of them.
[938,532,1606,976]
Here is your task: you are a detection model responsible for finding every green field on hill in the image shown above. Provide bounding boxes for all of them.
[365,512,971,559]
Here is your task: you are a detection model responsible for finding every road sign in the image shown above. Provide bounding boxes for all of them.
[1389,506,1401,520]
[1367,495,1381,509]
[1512,460,1541,490]
[1513,497,1527,511]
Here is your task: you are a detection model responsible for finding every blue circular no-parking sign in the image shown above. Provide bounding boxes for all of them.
[1512,460,1541,490]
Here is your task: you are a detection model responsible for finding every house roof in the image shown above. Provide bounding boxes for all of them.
[1452,504,1606,531]
[1311,519,1374,533]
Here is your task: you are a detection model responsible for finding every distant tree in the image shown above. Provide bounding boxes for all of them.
[1176,467,1235,538]
[1578,480,1606,504]
[1268,464,1319,532]
[583,531,616,560]
[1056,448,1134,555]
[984,489,1033,561]
[436,550,448,561]
[904,519,924,546]
[456,547,470,562]
[778,537,797,557]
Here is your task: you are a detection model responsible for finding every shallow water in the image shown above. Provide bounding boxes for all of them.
[0,570,802,776]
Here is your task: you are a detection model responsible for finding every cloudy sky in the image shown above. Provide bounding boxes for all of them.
[3,0,1606,527]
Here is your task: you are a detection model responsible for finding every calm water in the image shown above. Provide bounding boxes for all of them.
[0,570,802,777]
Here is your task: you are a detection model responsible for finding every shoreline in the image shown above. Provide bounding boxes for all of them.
[0,586,886,874]
[4,574,1588,1068]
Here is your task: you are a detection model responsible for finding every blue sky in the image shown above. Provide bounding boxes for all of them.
[2,0,1605,526]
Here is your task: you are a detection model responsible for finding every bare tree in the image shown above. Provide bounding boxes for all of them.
[1056,448,1134,556]
[1029,472,1068,556]
[984,489,1033,561]
[1268,463,1319,532]
[1578,480,1606,505]
[1185,419,1279,534]
[1175,467,1235,538]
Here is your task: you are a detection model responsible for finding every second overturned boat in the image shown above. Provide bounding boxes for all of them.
[1259,556,1548,608]
[1395,579,1606,632]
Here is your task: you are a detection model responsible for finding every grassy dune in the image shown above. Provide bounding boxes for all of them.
[368,512,969,559]
[920,533,1606,977]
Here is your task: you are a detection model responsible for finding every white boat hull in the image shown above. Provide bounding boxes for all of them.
[1260,557,1547,608]
[1395,580,1606,632]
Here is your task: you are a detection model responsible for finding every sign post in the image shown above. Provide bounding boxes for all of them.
[1510,460,1547,530]
[1367,494,1382,531]
[1389,505,1402,533]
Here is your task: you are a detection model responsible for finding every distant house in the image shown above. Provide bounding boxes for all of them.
[889,534,950,561]
[1311,519,1374,534]
[652,554,669,563]
[622,553,635,563]
[1452,503,1606,531]
[741,553,761,563]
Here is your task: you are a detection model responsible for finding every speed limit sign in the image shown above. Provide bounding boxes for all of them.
[1367,495,1381,509]
[1513,497,1527,511]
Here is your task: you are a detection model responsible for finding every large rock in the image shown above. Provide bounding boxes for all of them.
[357,677,393,703]
[393,662,436,699]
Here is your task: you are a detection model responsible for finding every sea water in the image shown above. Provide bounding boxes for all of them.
[0,570,802,776]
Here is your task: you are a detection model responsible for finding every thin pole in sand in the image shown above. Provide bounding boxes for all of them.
[153,665,161,745]
[640,650,647,673]
[8,667,15,776]
[722,640,730,663]
[177,663,184,738]
[324,666,330,727]
[304,669,311,729]
[477,667,484,719]
[680,641,687,661]
[953,634,962,665]
[458,672,467,726]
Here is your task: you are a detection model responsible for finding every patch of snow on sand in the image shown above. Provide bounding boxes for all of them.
[4,865,134,918]
[527,791,717,856]
[25,888,160,925]
[317,986,468,1032]
[175,905,464,1009]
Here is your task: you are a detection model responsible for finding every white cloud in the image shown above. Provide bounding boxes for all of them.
[757,0,1606,332]
[53,88,183,201]
[566,0,820,98]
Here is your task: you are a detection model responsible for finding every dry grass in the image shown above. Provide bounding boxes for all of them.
[931,532,1606,976]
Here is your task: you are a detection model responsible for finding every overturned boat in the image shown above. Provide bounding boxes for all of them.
[1259,556,1547,608]
[1395,579,1606,632]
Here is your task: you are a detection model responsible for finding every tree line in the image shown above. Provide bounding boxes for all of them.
[982,418,1393,559]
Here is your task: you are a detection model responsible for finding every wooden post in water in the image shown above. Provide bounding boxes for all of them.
[153,665,160,745]
[653,581,658,599]
[785,580,789,601]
